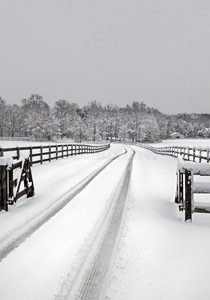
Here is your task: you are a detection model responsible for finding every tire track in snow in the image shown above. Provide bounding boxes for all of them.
[0,149,127,262]
[66,148,135,300]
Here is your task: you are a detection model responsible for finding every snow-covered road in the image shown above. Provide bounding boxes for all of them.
[1,143,210,300]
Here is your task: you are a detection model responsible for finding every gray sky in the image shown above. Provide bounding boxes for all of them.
[0,0,210,114]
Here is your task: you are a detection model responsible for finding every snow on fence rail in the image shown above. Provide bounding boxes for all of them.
[175,161,210,221]
[0,143,110,211]
[129,142,210,222]
[0,143,110,166]
[136,144,210,163]
[0,156,34,211]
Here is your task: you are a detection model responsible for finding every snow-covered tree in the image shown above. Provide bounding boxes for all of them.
[5,104,22,137]
[83,101,104,141]
[21,94,53,139]
[0,97,6,137]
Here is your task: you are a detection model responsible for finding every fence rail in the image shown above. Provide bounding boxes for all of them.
[0,143,110,165]
[0,142,110,211]
[126,142,210,222]
[176,162,210,221]
[133,143,210,163]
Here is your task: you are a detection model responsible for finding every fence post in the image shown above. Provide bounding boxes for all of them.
[40,146,43,164]
[49,145,51,162]
[199,148,202,163]
[185,169,192,222]
[62,145,64,158]
[0,159,8,211]
[207,148,209,163]
[188,147,190,160]
[17,147,20,160]
[193,147,195,162]
[30,147,33,165]
[8,166,14,200]
[179,171,184,206]
[184,147,186,160]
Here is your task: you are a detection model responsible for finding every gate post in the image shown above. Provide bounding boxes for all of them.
[0,158,8,211]
[175,170,184,209]
[179,171,184,207]
[185,169,192,222]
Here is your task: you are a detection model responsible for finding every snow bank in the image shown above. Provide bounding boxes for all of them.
[177,158,210,175]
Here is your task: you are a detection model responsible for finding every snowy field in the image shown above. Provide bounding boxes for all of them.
[153,138,210,148]
[0,140,210,299]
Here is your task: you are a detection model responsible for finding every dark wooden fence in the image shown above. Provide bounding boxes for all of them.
[133,142,210,221]
[0,142,110,211]
[176,163,210,221]
[0,157,34,211]
[0,143,110,166]
[136,144,210,163]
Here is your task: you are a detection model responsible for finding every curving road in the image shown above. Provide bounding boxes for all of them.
[0,144,137,300]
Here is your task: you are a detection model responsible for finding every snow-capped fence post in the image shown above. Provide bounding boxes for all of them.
[185,169,192,222]
[0,158,8,211]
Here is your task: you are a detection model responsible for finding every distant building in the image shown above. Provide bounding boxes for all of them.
[170,132,184,139]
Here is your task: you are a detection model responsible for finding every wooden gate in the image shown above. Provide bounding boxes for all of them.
[0,157,34,211]
[176,162,210,221]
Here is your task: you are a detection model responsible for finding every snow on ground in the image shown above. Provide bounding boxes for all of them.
[1,140,210,299]
[106,146,210,300]
[152,138,210,148]
[0,140,57,148]
[0,143,123,241]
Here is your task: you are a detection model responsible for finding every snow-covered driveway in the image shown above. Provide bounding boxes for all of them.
[1,144,210,300]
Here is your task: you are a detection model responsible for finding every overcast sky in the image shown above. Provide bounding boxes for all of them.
[0,0,210,114]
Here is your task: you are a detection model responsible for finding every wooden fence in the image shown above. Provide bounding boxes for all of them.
[176,162,210,221]
[132,142,210,221]
[0,143,110,166]
[135,144,210,163]
[0,142,110,211]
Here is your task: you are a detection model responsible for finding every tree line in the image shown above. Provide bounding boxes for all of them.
[0,94,210,142]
